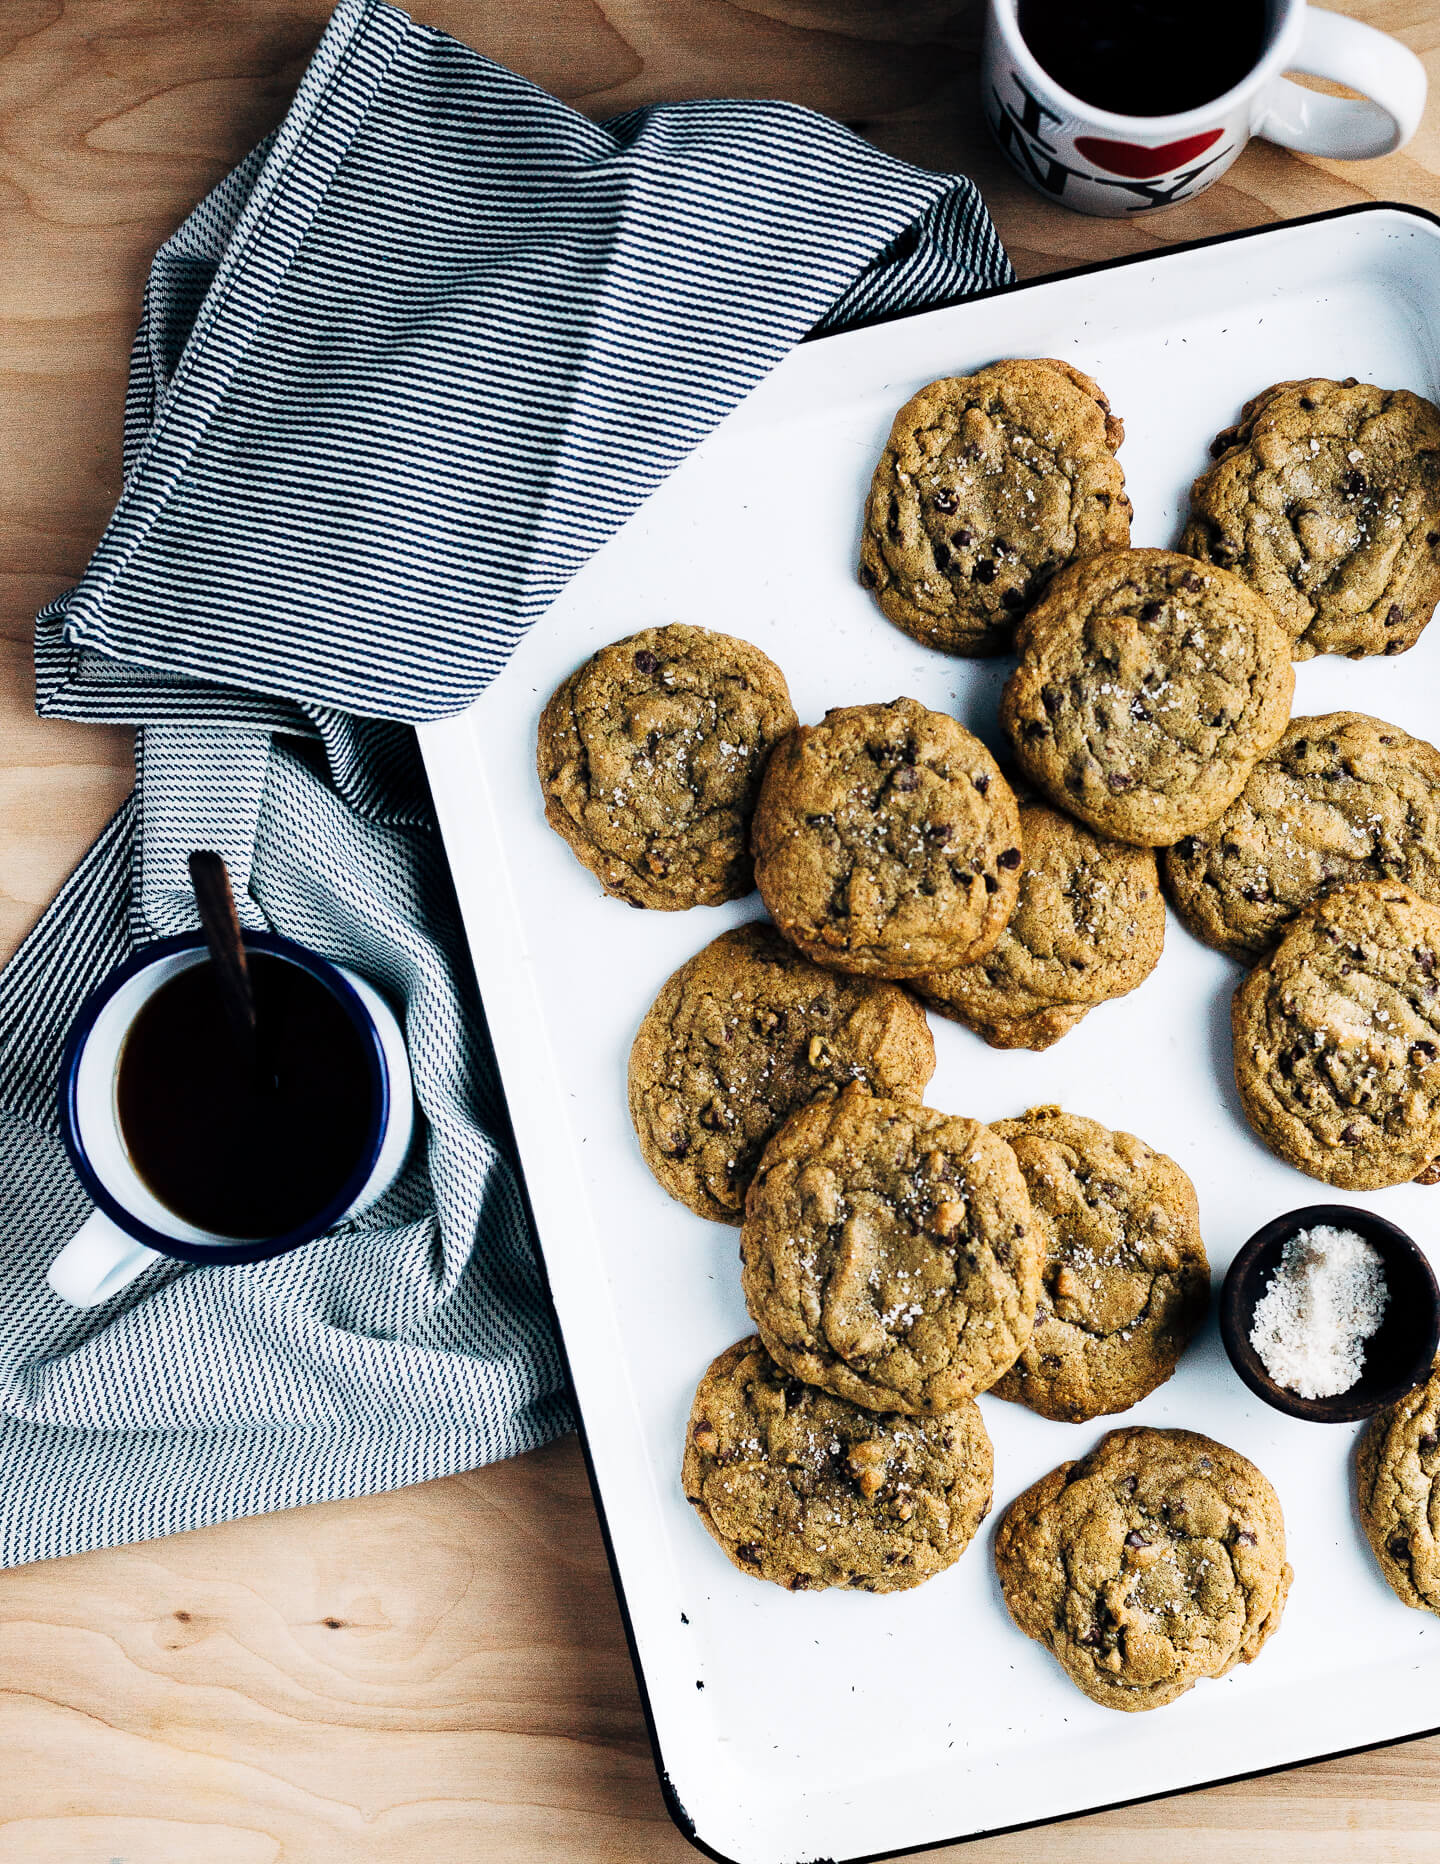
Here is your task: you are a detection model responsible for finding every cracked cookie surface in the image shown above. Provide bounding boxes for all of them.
[1181,377,1440,660]
[628,922,935,1225]
[1357,1356,1440,1614]
[988,1108,1209,1423]
[537,623,796,909]
[916,798,1163,1049]
[739,1083,1039,1413]
[751,696,1021,977]
[1162,712,1440,962]
[994,1426,1291,1711]
[1000,549,1294,847]
[1231,881,1440,1190]
[859,358,1131,656]
[682,1336,993,1591]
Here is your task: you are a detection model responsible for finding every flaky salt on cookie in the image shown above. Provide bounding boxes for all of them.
[860,358,1131,656]
[1182,377,1440,661]
[1001,548,1294,847]
[1162,712,1440,961]
[537,623,795,909]
[916,797,1163,1049]
[988,1107,1209,1423]
[739,1084,1039,1413]
[995,1426,1290,1711]
[682,1335,993,1592]
[628,921,934,1225]
[752,696,1021,979]
[1232,880,1440,1190]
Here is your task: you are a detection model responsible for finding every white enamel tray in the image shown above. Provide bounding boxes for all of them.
[420,204,1440,1864]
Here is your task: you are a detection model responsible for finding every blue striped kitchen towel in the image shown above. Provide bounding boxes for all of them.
[1,0,1010,1566]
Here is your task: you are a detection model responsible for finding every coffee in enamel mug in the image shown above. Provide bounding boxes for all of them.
[116,953,375,1238]
[48,930,415,1308]
[982,0,1427,217]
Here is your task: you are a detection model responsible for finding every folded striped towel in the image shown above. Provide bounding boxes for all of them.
[1,0,1010,1567]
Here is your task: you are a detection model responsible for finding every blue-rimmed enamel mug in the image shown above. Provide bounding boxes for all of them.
[48,930,415,1308]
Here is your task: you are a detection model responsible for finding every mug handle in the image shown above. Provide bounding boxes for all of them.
[1254,8,1426,160]
[48,1210,158,1308]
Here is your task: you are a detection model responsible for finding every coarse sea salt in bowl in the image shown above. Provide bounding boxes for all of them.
[1220,1205,1440,1423]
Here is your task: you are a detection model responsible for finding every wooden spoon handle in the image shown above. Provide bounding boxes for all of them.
[188,850,259,1078]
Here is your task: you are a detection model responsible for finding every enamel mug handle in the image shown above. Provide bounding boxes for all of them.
[1255,7,1426,160]
[48,1209,158,1308]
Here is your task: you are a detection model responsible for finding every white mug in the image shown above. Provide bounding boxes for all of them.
[49,930,415,1308]
[983,0,1427,217]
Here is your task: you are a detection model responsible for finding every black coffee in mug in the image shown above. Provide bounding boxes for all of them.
[1016,0,1269,117]
[117,954,374,1238]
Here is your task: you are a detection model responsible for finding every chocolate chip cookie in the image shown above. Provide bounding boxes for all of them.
[1357,1355,1440,1615]
[1000,549,1295,847]
[537,624,796,909]
[1232,881,1440,1190]
[628,922,936,1225]
[682,1336,993,1591]
[987,1109,1210,1423]
[916,798,1164,1049]
[1163,712,1440,962]
[1181,377,1440,660]
[994,1427,1291,1712]
[739,1083,1039,1413]
[859,358,1131,656]
[751,697,1022,978]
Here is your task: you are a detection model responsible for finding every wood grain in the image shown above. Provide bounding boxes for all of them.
[4,2,1440,1858]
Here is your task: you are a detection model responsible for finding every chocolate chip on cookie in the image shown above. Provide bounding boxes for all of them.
[739,1083,1039,1413]
[1357,1355,1440,1614]
[1000,548,1294,847]
[537,623,796,909]
[916,797,1163,1049]
[994,1426,1291,1711]
[860,358,1131,656]
[628,922,935,1225]
[1162,712,1440,962]
[1232,880,1440,1190]
[1182,377,1440,660]
[988,1108,1209,1423]
[752,696,1022,978]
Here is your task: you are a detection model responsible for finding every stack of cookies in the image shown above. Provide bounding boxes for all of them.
[530,356,1440,1709]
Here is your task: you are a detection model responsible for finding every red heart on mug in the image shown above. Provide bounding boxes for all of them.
[1074,128,1225,179]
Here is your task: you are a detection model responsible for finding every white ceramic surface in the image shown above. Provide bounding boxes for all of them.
[48,946,415,1309]
[981,0,1426,217]
[420,206,1440,1864]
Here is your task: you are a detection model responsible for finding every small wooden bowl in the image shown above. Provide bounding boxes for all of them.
[1220,1204,1440,1423]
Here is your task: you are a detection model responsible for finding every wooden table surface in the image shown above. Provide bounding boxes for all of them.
[5,3,1440,1859]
